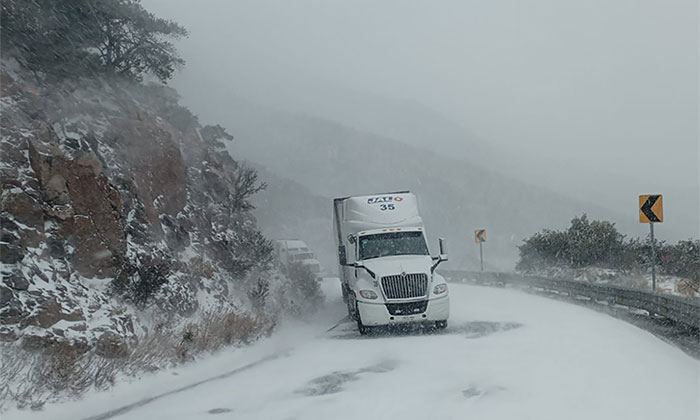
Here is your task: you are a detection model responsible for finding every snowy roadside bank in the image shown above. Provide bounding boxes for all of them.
[2,278,341,420]
[6,282,698,420]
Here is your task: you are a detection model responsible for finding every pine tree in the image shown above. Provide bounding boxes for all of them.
[1,0,187,82]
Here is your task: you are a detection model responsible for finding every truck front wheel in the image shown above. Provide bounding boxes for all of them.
[341,282,349,304]
[347,292,359,320]
[357,317,373,335]
[435,320,448,330]
[355,302,373,335]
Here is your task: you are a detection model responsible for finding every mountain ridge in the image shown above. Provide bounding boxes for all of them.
[194,93,634,270]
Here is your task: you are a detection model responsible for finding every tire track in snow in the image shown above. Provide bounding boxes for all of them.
[82,352,288,420]
[324,315,350,333]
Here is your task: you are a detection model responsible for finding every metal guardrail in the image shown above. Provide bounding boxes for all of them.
[440,270,700,328]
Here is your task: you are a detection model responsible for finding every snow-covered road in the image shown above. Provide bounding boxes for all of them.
[9,280,699,420]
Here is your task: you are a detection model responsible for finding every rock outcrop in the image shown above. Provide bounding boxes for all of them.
[0,63,274,354]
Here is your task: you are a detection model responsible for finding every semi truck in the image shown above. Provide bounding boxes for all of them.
[274,239,323,279]
[333,191,449,334]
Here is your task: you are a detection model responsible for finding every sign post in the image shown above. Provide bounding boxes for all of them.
[474,229,486,272]
[639,194,663,292]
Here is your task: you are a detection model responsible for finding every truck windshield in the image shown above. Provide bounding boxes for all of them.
[358,231,429,260]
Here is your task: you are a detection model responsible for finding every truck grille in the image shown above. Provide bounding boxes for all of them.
[386,300,428,316]
[381,273,428,299]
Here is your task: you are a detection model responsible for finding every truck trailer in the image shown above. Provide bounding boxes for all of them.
[333,191,449,334]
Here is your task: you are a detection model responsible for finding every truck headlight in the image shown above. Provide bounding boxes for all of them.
[359,290,378,299]
[433,284,448,295]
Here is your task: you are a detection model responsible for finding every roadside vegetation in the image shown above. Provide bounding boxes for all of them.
[516,214,699,294]
[1,0,187,82]
[0,310,271,411]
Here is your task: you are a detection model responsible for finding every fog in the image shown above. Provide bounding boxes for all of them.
[4,3,700,415]
[145,0,699,247]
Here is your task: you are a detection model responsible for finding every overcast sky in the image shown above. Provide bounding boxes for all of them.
[145,0,699,240]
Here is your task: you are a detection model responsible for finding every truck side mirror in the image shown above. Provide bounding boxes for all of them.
[439,237,448,261]
[338,245,347,266]
[351,260,376,278]
[431,238,448,273]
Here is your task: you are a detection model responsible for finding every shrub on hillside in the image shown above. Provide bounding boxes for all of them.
[285,262,324,315]
[137,84,200,132]
[516,214,625,271]
[567,215,625,268]
[111,255,172,308]
[517,215,700,289]
[659,240,700,284]
[515,229,569,272]
[248,277,271,314]
[211,228,274,278]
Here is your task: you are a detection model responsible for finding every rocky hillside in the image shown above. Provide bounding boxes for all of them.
[0,60,309,389]
[0,0,325,411]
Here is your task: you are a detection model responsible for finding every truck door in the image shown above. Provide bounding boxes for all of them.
[340,240,356,287]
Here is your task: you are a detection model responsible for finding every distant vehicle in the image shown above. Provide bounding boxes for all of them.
[274,239,323,279]
[333,191,449,334]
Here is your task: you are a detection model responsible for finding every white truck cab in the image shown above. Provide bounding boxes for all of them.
[333,191,449,334]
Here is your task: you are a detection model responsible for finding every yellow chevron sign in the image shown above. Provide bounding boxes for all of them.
[475,229,487,243]
[639,194,663,223]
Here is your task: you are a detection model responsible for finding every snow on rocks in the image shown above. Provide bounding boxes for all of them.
[0,61,290,410]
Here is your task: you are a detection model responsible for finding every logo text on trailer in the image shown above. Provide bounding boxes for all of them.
[368,196,395,204]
